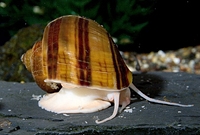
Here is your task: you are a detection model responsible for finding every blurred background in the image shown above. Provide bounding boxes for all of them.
[0,0,155,51]
[0,0,200,82]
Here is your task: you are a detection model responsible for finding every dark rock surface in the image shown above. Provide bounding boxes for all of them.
[0,72,199,134]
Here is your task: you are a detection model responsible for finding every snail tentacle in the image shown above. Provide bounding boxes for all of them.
[96,92,120,124]
[130,83,193,107]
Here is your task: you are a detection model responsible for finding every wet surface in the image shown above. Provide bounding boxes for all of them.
[0,72,199,134]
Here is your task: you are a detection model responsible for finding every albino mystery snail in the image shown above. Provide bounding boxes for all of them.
[21,15,193,124]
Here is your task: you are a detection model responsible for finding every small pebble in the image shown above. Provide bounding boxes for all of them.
[0,118,11,128]
[173,57,180,64]
[124,108,133,113]
[31,94,42,101]
[177,124,182,127]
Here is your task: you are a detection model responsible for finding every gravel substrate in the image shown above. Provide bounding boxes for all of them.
[122,45,200,74]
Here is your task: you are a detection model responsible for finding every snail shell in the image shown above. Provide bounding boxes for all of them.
[22,15,132,93]
[22,15,193,124]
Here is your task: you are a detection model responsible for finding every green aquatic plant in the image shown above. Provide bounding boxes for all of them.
[0,0,156,45]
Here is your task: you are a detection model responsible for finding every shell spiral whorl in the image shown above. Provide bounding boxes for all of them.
[22,15,132,92]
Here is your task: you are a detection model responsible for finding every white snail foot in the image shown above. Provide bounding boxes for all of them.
[38,87,111,113]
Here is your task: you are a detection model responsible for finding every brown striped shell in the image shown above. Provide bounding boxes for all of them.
[21,15,132,93]
[21,15,193,124]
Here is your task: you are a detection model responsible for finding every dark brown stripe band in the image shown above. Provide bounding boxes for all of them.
[114,45,129,87]
[77,18,91,86]
[78,18,85,85]
[47,23,53,79]
[84,19,91,86]
[47,18,62,79]
[108,33,121,89]
[74,18,78,82]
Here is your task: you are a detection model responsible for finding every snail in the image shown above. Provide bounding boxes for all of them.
[21,15,193,124]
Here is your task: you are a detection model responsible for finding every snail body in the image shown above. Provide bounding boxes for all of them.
[22,15,193,124]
